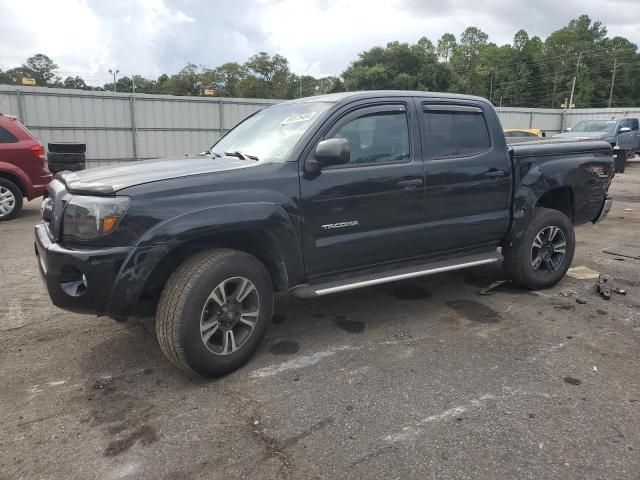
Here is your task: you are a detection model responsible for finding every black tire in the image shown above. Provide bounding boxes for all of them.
[48,160,84,174]
[614,149,627,173]
[47,152,86,164]
[155,248,273,377]
[503,208,575,290]
[0,178,24,221]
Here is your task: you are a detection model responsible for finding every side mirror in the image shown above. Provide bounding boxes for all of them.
[315,138,350,166]
[305,138,350,174]
[619,127,631,133]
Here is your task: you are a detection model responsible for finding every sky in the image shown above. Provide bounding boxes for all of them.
[1,0,639,86]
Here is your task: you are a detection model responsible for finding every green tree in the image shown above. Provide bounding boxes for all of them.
[213,62,245,97]
[159,63,202,96]
[342,40,452,92]
[63,76,87,89]
[436,33,457,62]
[22,54,60,85]
[237,52,291,98]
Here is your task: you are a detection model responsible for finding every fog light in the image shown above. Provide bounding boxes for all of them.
[59,266,88,297]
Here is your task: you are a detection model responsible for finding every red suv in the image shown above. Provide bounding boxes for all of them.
[0,113,52,220]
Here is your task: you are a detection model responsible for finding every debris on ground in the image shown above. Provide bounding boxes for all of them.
[478,280,507,295]
[612,287,627,296]
[566,265,600,280]
[576,298,587,305]
[560,289,578,297]
[596,275,611,300]
[602,245,640,260]
[564,376,582,385]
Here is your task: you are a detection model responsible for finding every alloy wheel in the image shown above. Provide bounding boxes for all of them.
[531,225,566,273]
[200,276,260,355]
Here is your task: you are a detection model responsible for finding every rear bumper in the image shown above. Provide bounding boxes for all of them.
[593,194,613,224]
[30,182,51,199]
[34,221,131,316]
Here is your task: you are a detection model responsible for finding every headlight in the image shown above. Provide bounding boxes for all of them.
[62,196,130,241]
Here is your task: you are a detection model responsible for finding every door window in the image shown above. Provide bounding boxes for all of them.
[423,109,491,158]
[332,110,410,165]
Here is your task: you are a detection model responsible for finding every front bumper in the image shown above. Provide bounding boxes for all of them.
[593,194,613,224]
[34,221,131,316]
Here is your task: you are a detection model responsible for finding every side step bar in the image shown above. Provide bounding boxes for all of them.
[291,252,502,298]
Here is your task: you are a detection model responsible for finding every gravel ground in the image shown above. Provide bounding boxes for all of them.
[1,161,639,480]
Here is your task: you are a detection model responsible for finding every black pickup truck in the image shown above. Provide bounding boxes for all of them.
[35,91,614,377]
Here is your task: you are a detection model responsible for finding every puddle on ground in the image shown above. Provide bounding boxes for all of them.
[333,315,366,333]
[444,299,500,323]
[269,340,300,355]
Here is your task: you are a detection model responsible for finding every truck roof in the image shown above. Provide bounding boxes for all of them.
[282,90,492,106]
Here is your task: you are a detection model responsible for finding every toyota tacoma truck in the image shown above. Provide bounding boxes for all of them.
[35,91,615,377]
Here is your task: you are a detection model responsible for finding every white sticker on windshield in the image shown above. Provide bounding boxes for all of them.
[281,112,317,125]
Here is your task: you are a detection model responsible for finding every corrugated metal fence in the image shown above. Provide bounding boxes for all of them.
[0,85,278,167]
[2,85,640,166]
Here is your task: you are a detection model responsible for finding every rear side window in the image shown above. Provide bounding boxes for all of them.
[423,109,491,158]
[630,119,639,131]
[0,126,18,143]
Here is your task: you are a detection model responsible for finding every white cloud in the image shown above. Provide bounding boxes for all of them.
[0,0,638,85]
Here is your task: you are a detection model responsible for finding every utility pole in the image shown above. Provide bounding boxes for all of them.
[108,68,119,92]
[489,71,494,103]
[608,58,617,108]
[299,76,303,98]
[568,52,582,109]
[551,72,557,108]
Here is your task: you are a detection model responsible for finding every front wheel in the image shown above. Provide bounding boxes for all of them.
[503,208,575,290]
[155,249,273,377]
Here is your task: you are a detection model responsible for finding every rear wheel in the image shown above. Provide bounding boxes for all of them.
[155,249,273,377]
[0,179,23,221]
[503,208,575,290]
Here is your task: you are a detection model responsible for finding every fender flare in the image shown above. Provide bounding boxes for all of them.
[107,202,304,318]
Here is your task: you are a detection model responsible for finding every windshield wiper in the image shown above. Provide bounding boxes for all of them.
[224,151,259,161]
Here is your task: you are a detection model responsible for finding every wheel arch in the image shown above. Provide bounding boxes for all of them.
[107,203,304,319]
[535,186,574,222]
[0,168,27,197]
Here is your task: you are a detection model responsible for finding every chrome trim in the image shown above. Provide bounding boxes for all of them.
[313,257,501,296]
[594,194,613,224]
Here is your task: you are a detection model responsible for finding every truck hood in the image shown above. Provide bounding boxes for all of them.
[57,155,254,195]
[552,131,613,141]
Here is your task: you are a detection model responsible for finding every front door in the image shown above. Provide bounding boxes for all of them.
[300,100,425,278]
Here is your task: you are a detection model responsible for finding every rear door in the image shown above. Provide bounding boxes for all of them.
[417,101,511,254]
[300,98,425,277]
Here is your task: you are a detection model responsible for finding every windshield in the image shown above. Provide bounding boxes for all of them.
[571,120,616,133]
[211,101,333,162]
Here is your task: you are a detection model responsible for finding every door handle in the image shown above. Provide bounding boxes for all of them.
[398,178,423,190]
[484,169,506,179]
